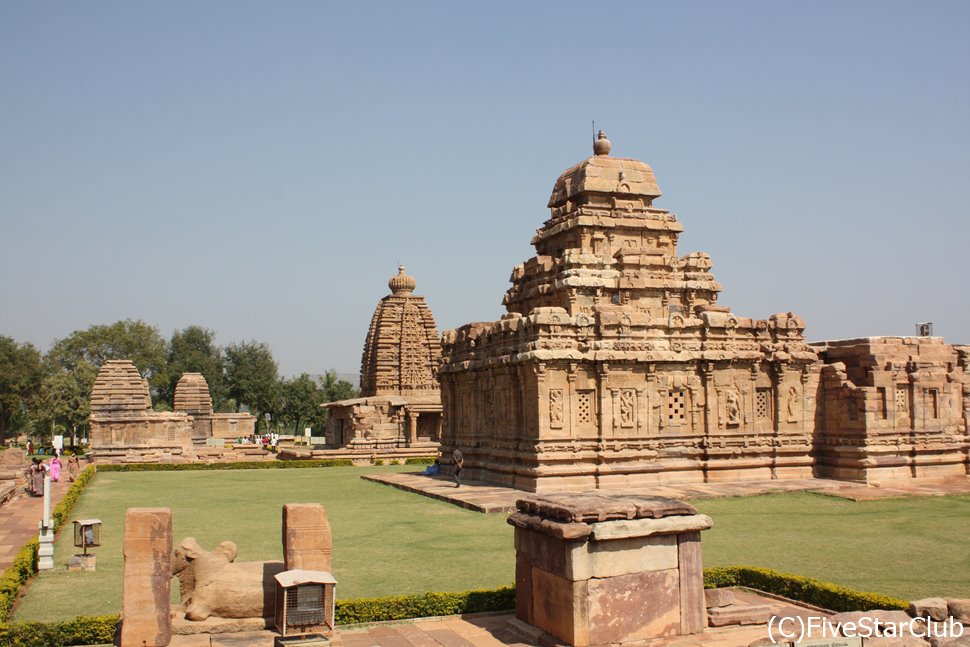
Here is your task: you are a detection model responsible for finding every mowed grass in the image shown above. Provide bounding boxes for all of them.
[694,491,970,599]
[14,465,515,622]
[11,468,970,622]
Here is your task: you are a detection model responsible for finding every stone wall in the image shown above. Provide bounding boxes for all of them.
[813,337,969,483]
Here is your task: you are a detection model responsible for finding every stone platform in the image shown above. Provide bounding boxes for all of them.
[164,588,825,647]
[362,472,970,513]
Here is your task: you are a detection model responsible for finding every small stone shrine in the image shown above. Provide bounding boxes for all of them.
[814,336,970,484]
[89,360,254,461]
[325,265,442,449]
[439,133,820,491]
[173,372,255,440]
[508,492,712,646]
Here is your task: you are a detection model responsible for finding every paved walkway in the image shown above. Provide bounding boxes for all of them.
[166,589,825,647]
[0,475,72,570]
[362,471,970,513]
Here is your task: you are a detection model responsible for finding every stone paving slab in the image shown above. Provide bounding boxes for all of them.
[362,471,970,514]
[0,475,72,570]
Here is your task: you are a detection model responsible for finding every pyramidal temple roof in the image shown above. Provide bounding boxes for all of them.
[90,360,152,416]
[548,131,661,209]
[173,372,213,415]
[359,266,441,397]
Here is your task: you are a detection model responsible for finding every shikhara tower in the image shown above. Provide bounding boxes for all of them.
[439,132,821,491]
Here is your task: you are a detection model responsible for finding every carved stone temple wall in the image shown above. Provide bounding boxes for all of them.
[813,337,970,484]
[439,133,821,492]
[324,266,443,449]
[89,361,255,462]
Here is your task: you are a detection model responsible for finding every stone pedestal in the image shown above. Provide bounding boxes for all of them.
[282,503,332,571]
[122,507,173,647]
[37,525,54,570]
[68,554,97,572]
[508,493,712,647]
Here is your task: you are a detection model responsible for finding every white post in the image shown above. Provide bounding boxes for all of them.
[38,475,55,570]
[43,476,52,527]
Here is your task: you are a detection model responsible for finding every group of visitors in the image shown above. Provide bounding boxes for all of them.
[237,433,279,449]
[25,449,81,497]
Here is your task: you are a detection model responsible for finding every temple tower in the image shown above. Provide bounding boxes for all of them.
[325,266,443,449]
[439,133,820,492]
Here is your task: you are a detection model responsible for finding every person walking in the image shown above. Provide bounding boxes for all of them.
[452,448,464,488]
[49,450,62,482]
[29,458,47,497]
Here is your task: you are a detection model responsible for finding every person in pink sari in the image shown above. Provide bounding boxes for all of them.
[49,451,62,482]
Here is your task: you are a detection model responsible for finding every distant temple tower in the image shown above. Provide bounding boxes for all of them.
[325,266,442,449]
[439,133,821,491]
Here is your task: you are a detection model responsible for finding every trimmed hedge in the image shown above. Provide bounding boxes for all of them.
[704,566,909,612]
[0,540,38,620]
[97,459,354,472]
[335,586,515,625]
[0,614,117,647]
[404,457,437,466]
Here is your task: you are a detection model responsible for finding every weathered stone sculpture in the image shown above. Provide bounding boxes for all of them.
[439,133,820,491]
[325,265,443,448]
[171,537,285,621]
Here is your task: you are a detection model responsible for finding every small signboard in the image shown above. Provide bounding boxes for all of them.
[304,427,312,437]
[52,435,64,451]
[795,637,862,647]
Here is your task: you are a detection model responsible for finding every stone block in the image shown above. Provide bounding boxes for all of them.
[282,503,332,571]
[707,604,772,627]
[704,588,735,609]
[531,567,588,646]
[587,569,681,644]
[910,598,949,621]
[946,599,970,623]
[122,507,173,647]
[589,513,713,541]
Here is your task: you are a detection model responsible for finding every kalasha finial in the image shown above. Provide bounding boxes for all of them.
[593,130,612,156]
[388,264,417,296]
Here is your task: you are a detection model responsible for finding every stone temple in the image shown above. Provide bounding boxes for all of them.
[439,132,970,491]
[89,360,254,462]
[324,265,442,449]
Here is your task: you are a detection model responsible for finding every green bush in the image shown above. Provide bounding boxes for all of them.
[704,566,908,612]
[97,459,353,472]
[52,466,96,530]
[404,457,437,466]
[0,540,38,620]
[335,586,515,625]
[0,614,118,647]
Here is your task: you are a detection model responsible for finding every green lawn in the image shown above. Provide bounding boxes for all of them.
[12,468,970,622]
[694,491,970,599]
[14,465,515,622]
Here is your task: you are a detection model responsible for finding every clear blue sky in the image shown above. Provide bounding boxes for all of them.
[2,1,968,377]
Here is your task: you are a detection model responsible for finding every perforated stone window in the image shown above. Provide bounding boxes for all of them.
[667,390,686,422]
[756,388,771,419]
[895,386,908,412]
[577,391,594,425]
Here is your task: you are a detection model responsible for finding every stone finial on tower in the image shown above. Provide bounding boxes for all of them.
[388,264,417,296]
[593,130,612,156]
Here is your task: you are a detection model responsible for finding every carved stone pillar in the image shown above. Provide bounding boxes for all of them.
[408,410,419,445]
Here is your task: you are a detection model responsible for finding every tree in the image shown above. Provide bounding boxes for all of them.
[31,361,97,444]
[47,320,169,399]
[224,340,280,428]
[320,370,357,403]
[163,326,226,410]
[280,374,328,434]
[0,337,44,442]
